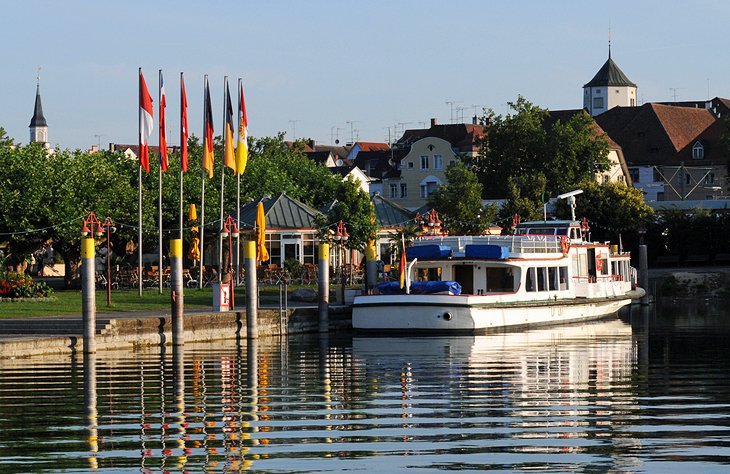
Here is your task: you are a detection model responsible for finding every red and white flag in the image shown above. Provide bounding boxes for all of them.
[180,73,188,172]
[158,70,168,171]
[139,70,154,173]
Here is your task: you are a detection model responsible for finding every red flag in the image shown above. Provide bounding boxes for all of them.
[139,70,154,173]
[202,77,214,178]
[180,73,188,172]
[399,234,406,289]
[158,70,168,171]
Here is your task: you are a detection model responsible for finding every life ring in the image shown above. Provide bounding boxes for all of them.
[560,236,570,255]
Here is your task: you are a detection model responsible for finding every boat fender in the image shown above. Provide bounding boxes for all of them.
[443,311,453,321]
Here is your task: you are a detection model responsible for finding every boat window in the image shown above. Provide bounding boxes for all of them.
[537,267,547,291]
[526,267,537,292]
[486,267,515,292]
[559,267,569,290]
[548,267,558,291]
[556,228,568,235]
[416,267,441,281]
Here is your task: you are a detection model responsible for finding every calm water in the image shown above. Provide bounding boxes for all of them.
[1,301,730,473]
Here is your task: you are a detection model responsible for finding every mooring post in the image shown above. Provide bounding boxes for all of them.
[81,237,96,354]
[639,244,649,305]
[170,239,184,346]
[244,241,258,339]
[318,243,330,333]
[365,243,377,295]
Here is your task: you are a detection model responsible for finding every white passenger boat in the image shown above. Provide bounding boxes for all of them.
[353,192,645,334]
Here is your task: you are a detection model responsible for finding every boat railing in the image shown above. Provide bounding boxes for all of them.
[414,234,563,256]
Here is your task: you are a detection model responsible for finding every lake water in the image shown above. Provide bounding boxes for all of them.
[1,300,730,473]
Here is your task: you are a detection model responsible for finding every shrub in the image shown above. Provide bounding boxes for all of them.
[0,272,54,299]
[283,259,303,278]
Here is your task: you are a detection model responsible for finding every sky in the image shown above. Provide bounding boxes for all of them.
[3,0,730,151]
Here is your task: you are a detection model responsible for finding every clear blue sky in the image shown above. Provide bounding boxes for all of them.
[3,0,730,151]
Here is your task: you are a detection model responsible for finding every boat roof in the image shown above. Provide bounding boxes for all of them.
[516,220,578,227]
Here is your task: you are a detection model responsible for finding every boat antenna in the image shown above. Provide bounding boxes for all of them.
[557,189,583,221]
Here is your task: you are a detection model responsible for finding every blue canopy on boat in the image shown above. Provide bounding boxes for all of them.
[406,245,451,260]
[464,244,509,259]
[376,280,462,295]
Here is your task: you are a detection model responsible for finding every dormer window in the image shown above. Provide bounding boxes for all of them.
[692,141,705,159]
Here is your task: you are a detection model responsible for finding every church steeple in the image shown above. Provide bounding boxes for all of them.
[29,70,48,146]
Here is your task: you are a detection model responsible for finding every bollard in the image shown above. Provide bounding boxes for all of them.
[318,243,330,333]
[81,237,96,354]
[244,241,258,339]
[639,244,649,305]
[170,239,184,346]
[365,244,377,295]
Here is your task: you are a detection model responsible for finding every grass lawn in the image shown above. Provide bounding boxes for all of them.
[0,285,316,319]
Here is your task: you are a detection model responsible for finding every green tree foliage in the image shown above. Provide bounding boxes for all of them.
[476,96,610,200]
[242,134,340,209]
[427,161,496,235]
[497,173,549,230]
[316,176,378,251]
[565,180,654,244]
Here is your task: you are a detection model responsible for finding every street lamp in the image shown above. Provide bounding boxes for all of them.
[81,213,115,306]
[221,214,239,308]
[334,220,349,302]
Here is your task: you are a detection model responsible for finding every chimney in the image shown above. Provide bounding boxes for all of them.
[430,117,437,127]
[472,115,478,125]
[308,139,315,150]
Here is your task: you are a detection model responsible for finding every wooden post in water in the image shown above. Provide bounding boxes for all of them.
[639,244,649,305]
[318,243,330,333]
[365,243,377,295]
[244,241,258,339]
[170,239,184,346]
[81,237,97,354]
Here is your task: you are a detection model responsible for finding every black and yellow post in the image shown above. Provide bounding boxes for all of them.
[318,243,330,333]
[81,237,96,354]
[365,243,377,295]
[244,241,258,339]
[170,239,184,345]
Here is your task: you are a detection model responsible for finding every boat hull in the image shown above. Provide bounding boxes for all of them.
[352,289,645,334]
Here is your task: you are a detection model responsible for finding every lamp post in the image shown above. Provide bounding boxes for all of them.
[427,209,442,236]
[220,214,239,309]
[334,220,349,303]
[81,213,116,306]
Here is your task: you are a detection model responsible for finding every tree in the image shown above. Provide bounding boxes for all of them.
[496,173,548,230]
[317,176,378,251]
[427,161,496,235]
[475,96,610,199]
[563,180,654,245]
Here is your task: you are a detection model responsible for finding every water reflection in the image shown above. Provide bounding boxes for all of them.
[3,304,730,472]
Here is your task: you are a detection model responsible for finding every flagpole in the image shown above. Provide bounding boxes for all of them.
[218,76,227,283]
[179,72,184,243]
[199,75,207,288]
[158,69,163,294]
[138,67,143,297]
[235,78,242,285]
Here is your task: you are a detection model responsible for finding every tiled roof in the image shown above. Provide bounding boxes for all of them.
[397,123,485,153]
[353,149,408,179]
[594,103,722,166]
[238,192,322,230]
[584,55,636,88]
[372,193,415,228]
[355,142,389,152]
[304,151,333,165]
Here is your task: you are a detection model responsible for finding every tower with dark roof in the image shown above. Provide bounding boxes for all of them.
[29,75,48,146]
[583,45,637,116]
